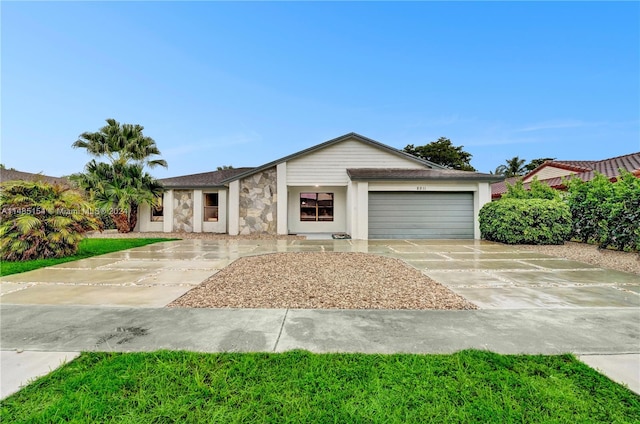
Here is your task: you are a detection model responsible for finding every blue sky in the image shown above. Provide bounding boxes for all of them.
[2,1,639,179]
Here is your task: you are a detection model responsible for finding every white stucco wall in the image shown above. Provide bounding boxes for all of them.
[276,163,288,235]
[228,180,240,235]
[137,203,164,232]
[202,189,227,233]
[163,190,173,233]
[287,186,347,234]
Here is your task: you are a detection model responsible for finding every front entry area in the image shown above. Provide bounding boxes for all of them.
[287,186,347,235]
[368,191,474,239]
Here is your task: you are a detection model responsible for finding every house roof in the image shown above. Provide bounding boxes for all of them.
[219,132,445,184]
[489,176,521,198]
[0,169,69,186]
[492,152,640,198]
[347,168,501,182]
[159,167,253,188]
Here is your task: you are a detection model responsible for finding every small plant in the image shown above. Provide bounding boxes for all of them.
[479,199,571,245]
[0,180,101,261]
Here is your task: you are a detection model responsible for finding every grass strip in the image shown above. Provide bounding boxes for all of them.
[0,238,176,276]
[1,350,638,423]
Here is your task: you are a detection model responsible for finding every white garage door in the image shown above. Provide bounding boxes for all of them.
[368,192,474,239]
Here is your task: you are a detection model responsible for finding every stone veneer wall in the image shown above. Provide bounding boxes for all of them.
[173,190,194,232]
[239,167,277,234]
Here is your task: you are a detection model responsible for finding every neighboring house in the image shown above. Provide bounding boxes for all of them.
[0,169,69,186]
[137,133,499,239]
[491,152,640,199]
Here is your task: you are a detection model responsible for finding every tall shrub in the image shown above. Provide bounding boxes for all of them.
[479,199,571,245]
[565,173,613,244]
[0,180,101,261]
[566,170,640,251]
[599,171,640,251]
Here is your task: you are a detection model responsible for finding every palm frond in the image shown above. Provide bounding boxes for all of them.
[15,214,42,235]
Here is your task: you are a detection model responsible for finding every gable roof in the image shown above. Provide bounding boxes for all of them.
[0,169,69,186]
[492,152,640,198]
[160,167,253,188]
[347,168,501,182]
[219,132,445,184]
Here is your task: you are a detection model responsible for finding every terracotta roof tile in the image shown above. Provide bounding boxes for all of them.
[491,152,640,198]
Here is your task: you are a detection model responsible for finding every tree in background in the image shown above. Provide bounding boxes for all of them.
[494,156,527,177]
[525,157,555,173]
[217,165,234,170]
[403,137,476,171]
[493,157,556,176]
[0,180,101,261]
[71,119,167,233]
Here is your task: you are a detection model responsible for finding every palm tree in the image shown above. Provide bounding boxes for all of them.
[0,180,100,261]
[495,156,527,178]
[72,118,168,169]
[71,119,167,233]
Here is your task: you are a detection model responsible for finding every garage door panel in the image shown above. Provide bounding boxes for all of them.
[368,192,474,239]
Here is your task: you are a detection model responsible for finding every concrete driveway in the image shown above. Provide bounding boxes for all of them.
[1,239,639,397]
[1,239,638,309]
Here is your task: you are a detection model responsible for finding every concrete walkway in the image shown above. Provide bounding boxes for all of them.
[1,239,639,397]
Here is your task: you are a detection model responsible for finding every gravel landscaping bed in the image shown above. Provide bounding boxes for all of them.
[169,252,477,310]
[517,242,640,275]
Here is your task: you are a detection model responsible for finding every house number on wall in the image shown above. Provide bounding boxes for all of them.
[417,186,428,191]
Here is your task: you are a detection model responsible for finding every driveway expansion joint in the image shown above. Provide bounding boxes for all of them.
[273,309,289,352]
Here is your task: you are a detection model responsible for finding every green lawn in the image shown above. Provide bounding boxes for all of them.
[1,350,638,423]
[0,238,176,276]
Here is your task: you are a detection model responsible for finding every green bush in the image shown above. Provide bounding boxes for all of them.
[565,173,613,245]
[0,180,101,261]
[504,177,563,201]
[479,199,571,245]
[566,170,640,251]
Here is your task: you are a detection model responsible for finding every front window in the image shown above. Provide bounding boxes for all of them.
[300,193,333,222]
[204,193,219,222]
[151,195,164,222]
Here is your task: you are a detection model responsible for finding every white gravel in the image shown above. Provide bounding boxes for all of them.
[169,252,477,310]
[517,242,640,275]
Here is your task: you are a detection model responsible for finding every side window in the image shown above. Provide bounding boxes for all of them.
[151,194,164,222]
[204,193,219,222]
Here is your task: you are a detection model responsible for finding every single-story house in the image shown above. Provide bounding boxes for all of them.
[137,133,500,239]
[491,152,640,199]
[0,169,69,186]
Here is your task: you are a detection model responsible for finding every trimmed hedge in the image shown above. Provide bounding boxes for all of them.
[479,199,571,245]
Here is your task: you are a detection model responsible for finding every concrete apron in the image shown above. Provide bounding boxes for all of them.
[1,239,639,397]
